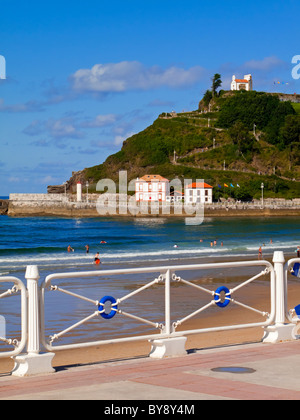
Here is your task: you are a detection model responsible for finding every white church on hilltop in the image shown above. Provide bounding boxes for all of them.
[231,74,253,91]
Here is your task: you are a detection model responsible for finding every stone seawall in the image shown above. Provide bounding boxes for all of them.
[6,193,300,218]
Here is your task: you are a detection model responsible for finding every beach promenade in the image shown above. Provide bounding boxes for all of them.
[1,340,300,401]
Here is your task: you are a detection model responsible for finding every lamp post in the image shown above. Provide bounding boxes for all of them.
[261,182,264,207]
[86,181,89,203]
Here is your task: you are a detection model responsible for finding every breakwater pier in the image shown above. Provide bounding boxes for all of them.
[4,193,300,217]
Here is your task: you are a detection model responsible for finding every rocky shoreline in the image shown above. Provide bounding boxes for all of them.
[0,199,9,215]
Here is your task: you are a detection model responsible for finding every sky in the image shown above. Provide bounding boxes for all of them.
[0,0,299,195]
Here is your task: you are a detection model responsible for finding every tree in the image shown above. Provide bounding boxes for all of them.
[279,114,300,147]
[211,73,222,97]
[228,121,255,155]
[202,89,213,107]
[217,91,295,147]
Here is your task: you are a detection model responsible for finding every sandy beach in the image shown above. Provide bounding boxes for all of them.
[1,256,299,375]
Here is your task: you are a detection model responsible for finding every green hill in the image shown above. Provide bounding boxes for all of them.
[71,90,300,201]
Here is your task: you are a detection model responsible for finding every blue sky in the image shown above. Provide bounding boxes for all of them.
[0,0,299,195]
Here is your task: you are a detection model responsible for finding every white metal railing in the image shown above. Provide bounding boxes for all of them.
[285,257,300,323]
[39,259,275,352]
[1,251,300,376]
[0,276,27,357]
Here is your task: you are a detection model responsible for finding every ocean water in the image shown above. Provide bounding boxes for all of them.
[0,215,299,347]
[0,215,299,276]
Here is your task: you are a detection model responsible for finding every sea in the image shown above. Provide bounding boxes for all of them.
[0,215,299,347]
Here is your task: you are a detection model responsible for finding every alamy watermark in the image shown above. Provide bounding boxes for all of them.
[0,55,6,79]
[95,171,204,225]
[292,55,300,80]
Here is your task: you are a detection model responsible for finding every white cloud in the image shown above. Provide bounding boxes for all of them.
[0,98,45,113]
[114,131,135,145]
[8,176,21,183]
[47,118,82,139]
[70,61,206,93]
[39,175,56,184]
[23,117,84,139]
[243,56,286,71]
[81,113,117,128]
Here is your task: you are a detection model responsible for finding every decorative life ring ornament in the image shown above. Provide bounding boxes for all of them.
[214,286,231,308]
[98,295,118,319]
[292,263,300,278]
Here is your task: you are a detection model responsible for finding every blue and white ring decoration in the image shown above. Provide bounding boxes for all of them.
[98,295,118,319]
[214,286,231,308]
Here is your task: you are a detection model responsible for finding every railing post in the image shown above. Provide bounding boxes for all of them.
[149,269,187,359]
[26,265,41,354]
[263,251,295,343]
[165,269,171,335]
[12,265,55,376]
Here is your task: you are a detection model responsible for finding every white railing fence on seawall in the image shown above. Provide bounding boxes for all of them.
[0,251,300,377]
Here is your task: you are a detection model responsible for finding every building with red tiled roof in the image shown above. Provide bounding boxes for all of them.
[135,175,170,202]
[231,74,252,91]
[185,182,213,204]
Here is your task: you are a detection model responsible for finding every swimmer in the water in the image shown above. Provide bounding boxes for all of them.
[94,252,101,264]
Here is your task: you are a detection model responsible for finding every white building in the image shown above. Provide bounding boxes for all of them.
[135,175,170,202]
[185,182,213,204]
[231,74,252,91]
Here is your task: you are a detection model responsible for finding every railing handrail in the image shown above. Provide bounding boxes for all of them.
[43,259,274,288]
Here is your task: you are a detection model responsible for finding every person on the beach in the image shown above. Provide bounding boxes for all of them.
[85,244,89,253]
[94,252,101,264]
[297,246,300,258]
[67,245,74,252]
[258,246,262,260]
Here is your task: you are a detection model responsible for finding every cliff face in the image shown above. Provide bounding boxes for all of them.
[47,170,86,194]
[0,199,8,215]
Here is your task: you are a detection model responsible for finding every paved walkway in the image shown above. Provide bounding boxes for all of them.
[1,340,300,400]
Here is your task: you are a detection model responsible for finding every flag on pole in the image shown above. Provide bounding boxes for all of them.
[230,183,234,188]
[236,184,240,187]
[224,183,228,187]
[218,184,222,188]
